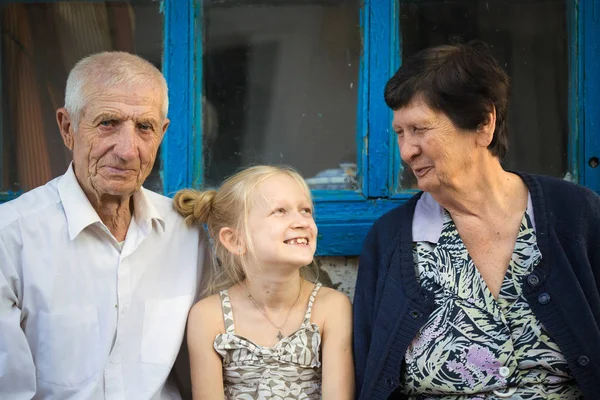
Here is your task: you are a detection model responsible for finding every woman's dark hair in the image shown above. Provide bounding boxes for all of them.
[384,41,510,160]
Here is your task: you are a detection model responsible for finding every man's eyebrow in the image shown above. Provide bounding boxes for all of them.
[92,113,122,125]
[136,117,160,126]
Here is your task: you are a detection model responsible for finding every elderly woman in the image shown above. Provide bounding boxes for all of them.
[353,42,600,400]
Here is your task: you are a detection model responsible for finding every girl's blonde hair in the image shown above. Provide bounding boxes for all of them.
[174,165,317,296]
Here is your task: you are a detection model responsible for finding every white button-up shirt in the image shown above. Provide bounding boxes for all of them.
[0,165,206,400]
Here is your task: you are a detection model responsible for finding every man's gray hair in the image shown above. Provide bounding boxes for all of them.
[64,51,169,128]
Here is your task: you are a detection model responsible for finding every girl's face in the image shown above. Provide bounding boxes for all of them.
[245,173,317,271]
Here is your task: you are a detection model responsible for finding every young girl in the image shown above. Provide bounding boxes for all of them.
[174,165,354,400]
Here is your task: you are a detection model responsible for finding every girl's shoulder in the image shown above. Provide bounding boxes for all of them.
[188,292,226,334]
[312,285,352,318]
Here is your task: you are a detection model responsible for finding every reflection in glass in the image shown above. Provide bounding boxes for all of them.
[398,0,568,190]
[1,1,163,193]
[202,0,361,190]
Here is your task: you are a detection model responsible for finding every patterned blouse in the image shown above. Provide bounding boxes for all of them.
[402,209,582,399]
[214,283,323,400]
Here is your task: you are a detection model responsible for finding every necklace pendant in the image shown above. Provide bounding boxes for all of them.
[277,330,284,340]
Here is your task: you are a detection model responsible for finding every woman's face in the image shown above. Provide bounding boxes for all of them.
[392,98,479,193]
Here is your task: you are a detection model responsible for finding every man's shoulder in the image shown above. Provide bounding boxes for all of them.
[141,188,189,226]
[0,178,62,230]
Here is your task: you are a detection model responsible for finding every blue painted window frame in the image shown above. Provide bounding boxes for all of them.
[2,0,599,254]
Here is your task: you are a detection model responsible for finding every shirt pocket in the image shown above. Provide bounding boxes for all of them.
[141,295,193,365]
[32,306,101,386]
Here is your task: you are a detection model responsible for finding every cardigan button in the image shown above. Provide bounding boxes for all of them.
[411,310,421,319]
[578,355,590,367]
[537,292,551,305]
[526,274,540,287]
[385,377,394,387]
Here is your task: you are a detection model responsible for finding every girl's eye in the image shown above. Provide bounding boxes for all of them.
[301,208,313,215]
[273,208,286,214]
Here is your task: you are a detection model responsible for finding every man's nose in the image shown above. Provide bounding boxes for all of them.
[114,122,138,161]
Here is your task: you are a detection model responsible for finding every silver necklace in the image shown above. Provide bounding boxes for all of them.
[244,279,303,340]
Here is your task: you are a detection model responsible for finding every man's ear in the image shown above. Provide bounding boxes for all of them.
[57,108,75,150]
[219,227,245,256]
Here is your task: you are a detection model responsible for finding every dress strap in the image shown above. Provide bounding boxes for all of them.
[218,289,236,334]
[302,282,323,327]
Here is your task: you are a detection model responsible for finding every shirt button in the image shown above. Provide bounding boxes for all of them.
[499,366,511,377]
[538,292,551,304]
[578,355,590,367]
[526,274,540,287]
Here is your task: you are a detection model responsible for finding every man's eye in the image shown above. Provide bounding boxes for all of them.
[139,123,153,131]
[100,120,114,127]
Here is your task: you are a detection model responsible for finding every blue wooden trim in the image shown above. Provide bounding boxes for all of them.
[315,197,406,255]
[357,3,369,197]
[191,1,203,188]
[567,0,582,184]
[582,0,600,192]
[366,0,393,198]
[162,0,193,197]
[0,192,20,203]
[390,0,403,194]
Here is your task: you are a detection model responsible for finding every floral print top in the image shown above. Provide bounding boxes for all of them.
[214,283,322,399]
[402,210,582,399]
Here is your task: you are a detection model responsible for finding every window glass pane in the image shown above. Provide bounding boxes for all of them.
[202,0,361,190]
[398,0,568,189]
[1,1,163,193]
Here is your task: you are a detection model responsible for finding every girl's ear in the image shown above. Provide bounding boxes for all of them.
[219,227,246,256]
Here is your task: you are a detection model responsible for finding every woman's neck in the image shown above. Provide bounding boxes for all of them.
[242,270,303,311]
[431,158,527,220]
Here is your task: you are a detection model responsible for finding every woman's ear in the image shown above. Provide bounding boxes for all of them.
[476,106,497,148]
[219,227,245,256]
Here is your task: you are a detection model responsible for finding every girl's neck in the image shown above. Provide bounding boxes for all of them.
[242,271,303,311]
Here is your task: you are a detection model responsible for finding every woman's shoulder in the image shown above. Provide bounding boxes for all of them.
[523,173,600,221]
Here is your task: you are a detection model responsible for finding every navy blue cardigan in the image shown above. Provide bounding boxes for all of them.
[353,173,600,400]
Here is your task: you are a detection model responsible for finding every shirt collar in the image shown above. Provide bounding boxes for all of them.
[412,191,535,243]
[58,163,165,240]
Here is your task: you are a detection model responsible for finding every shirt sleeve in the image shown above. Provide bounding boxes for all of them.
[0,234,37,398]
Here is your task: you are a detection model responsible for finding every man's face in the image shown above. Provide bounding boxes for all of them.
[59,84,169,202]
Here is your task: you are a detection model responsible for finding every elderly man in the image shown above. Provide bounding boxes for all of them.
[0,52,205,399]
